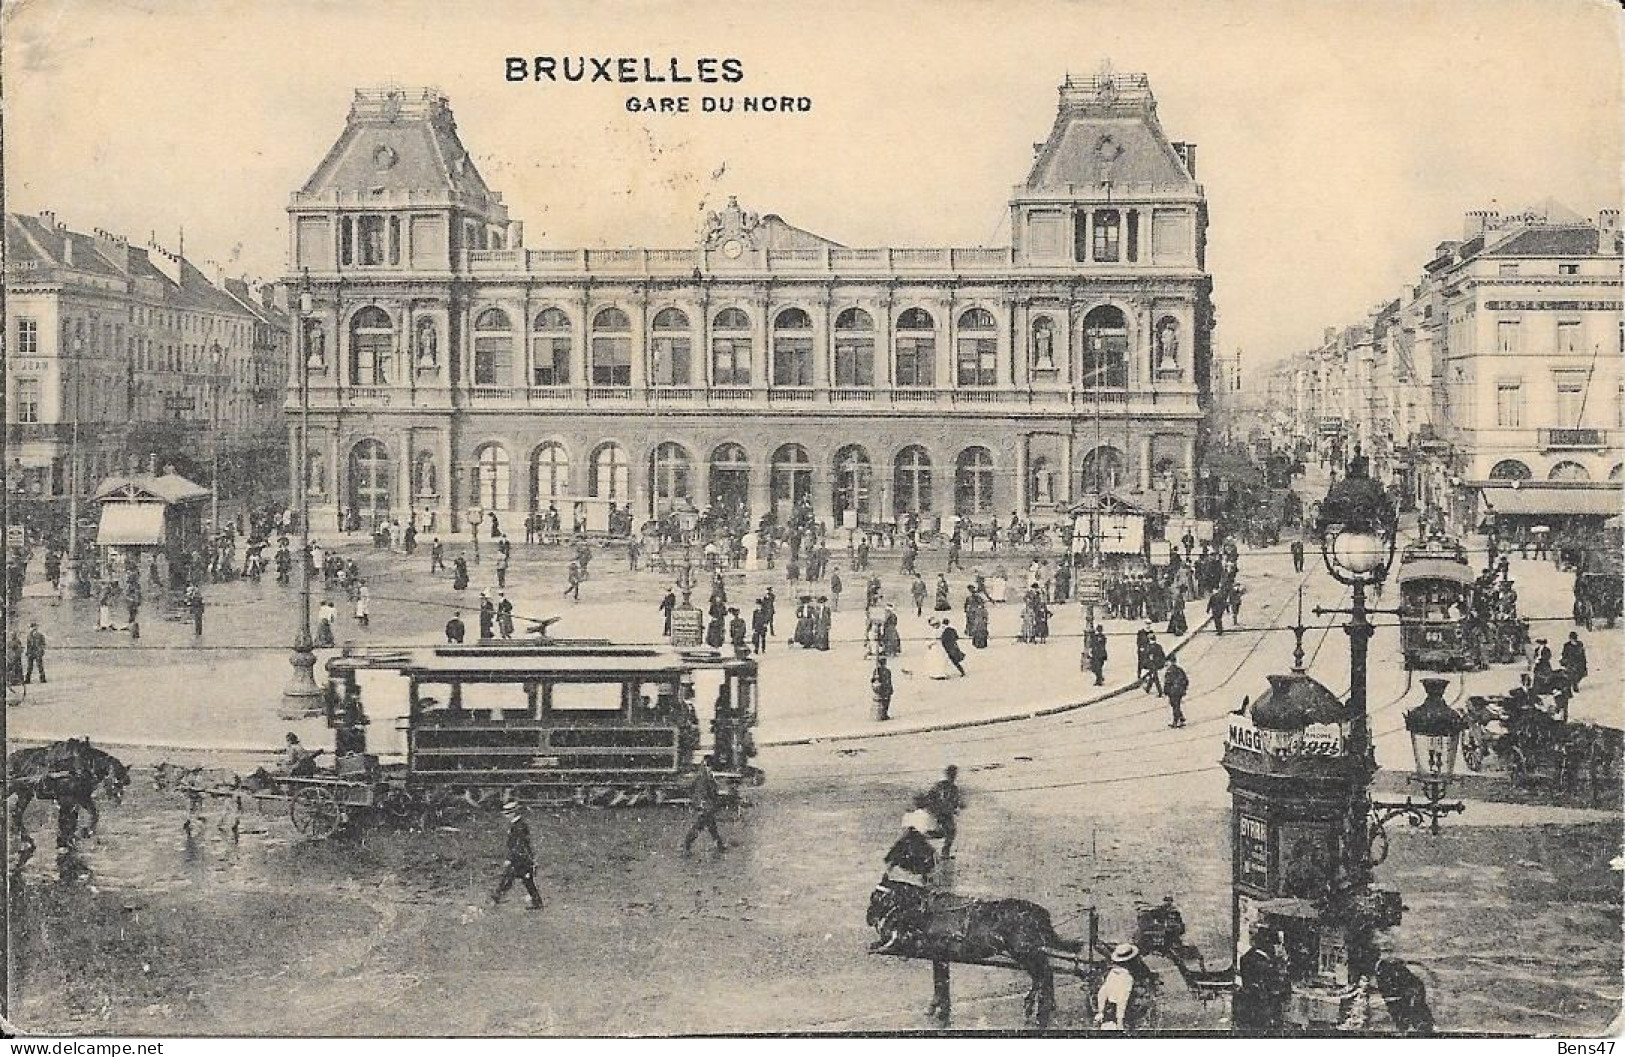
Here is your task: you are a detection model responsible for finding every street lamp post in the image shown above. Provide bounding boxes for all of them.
[67,337,84,564]
[281,271,323,715]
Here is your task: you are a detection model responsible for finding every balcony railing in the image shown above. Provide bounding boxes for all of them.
[1540,427,1607,449]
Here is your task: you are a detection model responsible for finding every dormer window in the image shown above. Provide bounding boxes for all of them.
[1092,210,1121,262]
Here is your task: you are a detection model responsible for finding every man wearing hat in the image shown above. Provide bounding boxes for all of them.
[492,801,543,910]
[1094,943,1143,1030]
[1233,923,1289,1032]
[1561,630,1588,691]
[750,598,770,654]
[682,759,727,855]
[727,607,748,656]
[870,653,894,722]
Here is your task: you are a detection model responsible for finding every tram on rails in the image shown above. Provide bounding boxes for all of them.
[1396,534,1488,671]
[322,642,763,807]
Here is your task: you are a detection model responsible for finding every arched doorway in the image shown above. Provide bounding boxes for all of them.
[1079,446,1127,493]
[348,439,391,520]
[954,447,995,515]
[651,442,695,515]
[833,445,872,525]
[708,443,751,519]
[590,442,629,501]
[530,442,569,510]
[894,445,933,516]
[771,443,812,518]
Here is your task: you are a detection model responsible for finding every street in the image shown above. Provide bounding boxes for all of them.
[7,530,1621,1035]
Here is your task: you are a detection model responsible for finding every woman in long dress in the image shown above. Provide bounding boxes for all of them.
[964,590,989,649]
[933,575,952,613]
[882,606,902,657]
[1018,587,1039,643]
[923,620,956,679]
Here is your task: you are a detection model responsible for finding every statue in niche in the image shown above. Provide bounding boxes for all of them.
[1032,321,1057,371]
[307,450,326,494]
[1156,319,1180,371]
[416,318,439,369]
[306,322,327,372]
[416,454,438,497]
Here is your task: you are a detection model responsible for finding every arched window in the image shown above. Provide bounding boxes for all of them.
[711,307,752,385]
[530,307,571,386]
[954,447,995,515]
[650,308,692,386]
[1548,460,1590,481]
[591,442,629,500]
[1092,210,1121,262]
[591,307,632,387]
[771,307,814,387]
[475,444,512,510]
[833,445,872,524]
[1079,446,1127,493]
[349,307,393,385]
[1488,459,1531,482]
[531,442,569,506]
[1082,305,1129,389]
[956,308,997,387]
[894,445,933,515]
[771,443,812,512]
[1609,463,1622,481]
[834,308,875,387]
[651,442,694,512]
[709,443,751,517]
[895,308,936,388]
[473,308,513,386]
[348,439,391,517]
[1030,315,1058,377]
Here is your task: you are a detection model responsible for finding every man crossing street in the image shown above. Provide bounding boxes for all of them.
[871,653,894,721]
[492,801,543,910]
[682,759,727,854]
[1163,656,1189,727]
[23,622,47,684]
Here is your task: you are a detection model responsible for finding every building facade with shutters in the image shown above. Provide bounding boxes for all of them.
[287,77,1213,532]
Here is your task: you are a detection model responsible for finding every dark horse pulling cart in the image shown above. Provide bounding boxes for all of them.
[1461,686,1622,804]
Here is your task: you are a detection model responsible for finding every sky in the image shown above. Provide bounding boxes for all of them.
[5,0,1621,368]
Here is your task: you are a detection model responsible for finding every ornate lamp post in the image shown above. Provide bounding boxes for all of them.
[281,270,323,715]
[1369,678,1467,837]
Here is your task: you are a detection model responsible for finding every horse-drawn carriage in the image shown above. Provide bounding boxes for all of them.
[1573,546,1623,630]
[1460,682,1622,803]
[158,642,764,839]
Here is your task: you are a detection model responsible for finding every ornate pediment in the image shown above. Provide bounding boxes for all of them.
[702,196,762,256]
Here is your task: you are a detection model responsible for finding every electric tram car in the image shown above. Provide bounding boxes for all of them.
[1396,535,1488,671]
[317,642,762,815]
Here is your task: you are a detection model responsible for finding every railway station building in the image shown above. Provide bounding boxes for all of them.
[286,75,1214,532]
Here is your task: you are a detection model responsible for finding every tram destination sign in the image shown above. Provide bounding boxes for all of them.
[669,606,704,648]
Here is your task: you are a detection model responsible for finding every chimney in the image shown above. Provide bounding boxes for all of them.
[37,210,55,227]
[1462,210,1500,240]
[62,236,75,267]
[259,285,275,311]
[148,453,160,476]
[507,220,524,248]
[1174,142,1197,178]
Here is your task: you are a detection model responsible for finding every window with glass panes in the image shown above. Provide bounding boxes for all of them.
[650,308,691,385]
[711,308,752,385]
[1557,321,1581,355]
[1495,381,1522,428]
[15,379,39,423]
[530,308,572,385]
[956,308,997,386]
[1092,210,1121,262]
[772,308,814,386]
[894,308,935,387]
[473,308,513,385]
[351,307,395,384]
[16,318,37,355]
[834,308,875,386]
[591,308,632,386]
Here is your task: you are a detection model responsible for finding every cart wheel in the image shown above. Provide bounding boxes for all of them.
[290,786,343,839]
[379,789,423,828]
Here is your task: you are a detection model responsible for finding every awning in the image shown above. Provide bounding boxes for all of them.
[96,503,166,546]
[1481,487,1623,518]
[1398,558,1477,586]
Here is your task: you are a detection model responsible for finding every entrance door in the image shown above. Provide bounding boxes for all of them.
[708,444,751,520]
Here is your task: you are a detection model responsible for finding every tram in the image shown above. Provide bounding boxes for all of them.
[323,642,763,806]
[1396,534,1488,671]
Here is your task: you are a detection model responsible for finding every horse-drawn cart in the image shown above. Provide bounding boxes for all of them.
[1460,691,1622,803]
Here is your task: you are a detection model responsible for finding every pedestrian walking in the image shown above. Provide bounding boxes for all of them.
[627,536,641,571]
[939,620,967,676]
[497,593,515,639]
[1207,588,1228,634]
[751,599,769,653]
[355,582,371,627]
[1163,657,1189,727]
[452,556,469,591]
[728,607,748,655]
[764,586,777,636]
[682,759,727,854]
[1228,583,1245,626]
[1088,625,1108,686]
[910,574,928,618]
[445,611,466,644]
[316,599,337,647]
[6,629,23,686]
[1561,631,1588,691]
[924,765,963,858]
[479,592,496,640]
[23,623,47,684]
[431,538,446,573]
[1290,539,1305,573]
[496,552,509,589]
[1233,926,1290,1033]
[491,801,543,910]
[871,653,894,721]
[188,587,206,637]
[564,560,582,602]
[1142,634,1166,695]
[659,588,677,637]
[830,571,842,611]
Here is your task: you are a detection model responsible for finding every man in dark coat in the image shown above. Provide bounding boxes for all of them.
[727,607,748,655]
[1142,634,1166,696]
[478,593,496,640]
[659,588,677,636]
[445,611,466,644]
[1088,625,1109,686]
[1207,586,1228,634]
[940,621,966,676]
[682,759,727,854]
[492,801,542,909]
[871,654,894,721]
[1560,631,1588,691]
[1135,624,1153,684]
[763,587,777,636]
[23,623,47,684]
[1163,657,1189,727]
[1233,925,1290,1033]
[923,765,964,858]
[751,599,770,654]
[1290,539,1305,573]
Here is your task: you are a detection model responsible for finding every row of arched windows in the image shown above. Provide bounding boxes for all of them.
[336,438,1004,519]
[316,303,1169,389]
[1489,459,1623,482]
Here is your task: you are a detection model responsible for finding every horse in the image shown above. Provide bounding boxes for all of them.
[868,879,1079,1025]
[7,742,130,839]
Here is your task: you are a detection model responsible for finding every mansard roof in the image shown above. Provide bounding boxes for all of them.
[1022,74,1198,194]
[1483,226,1601,257]
[6,213,127,277]
[298,87,496,202]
